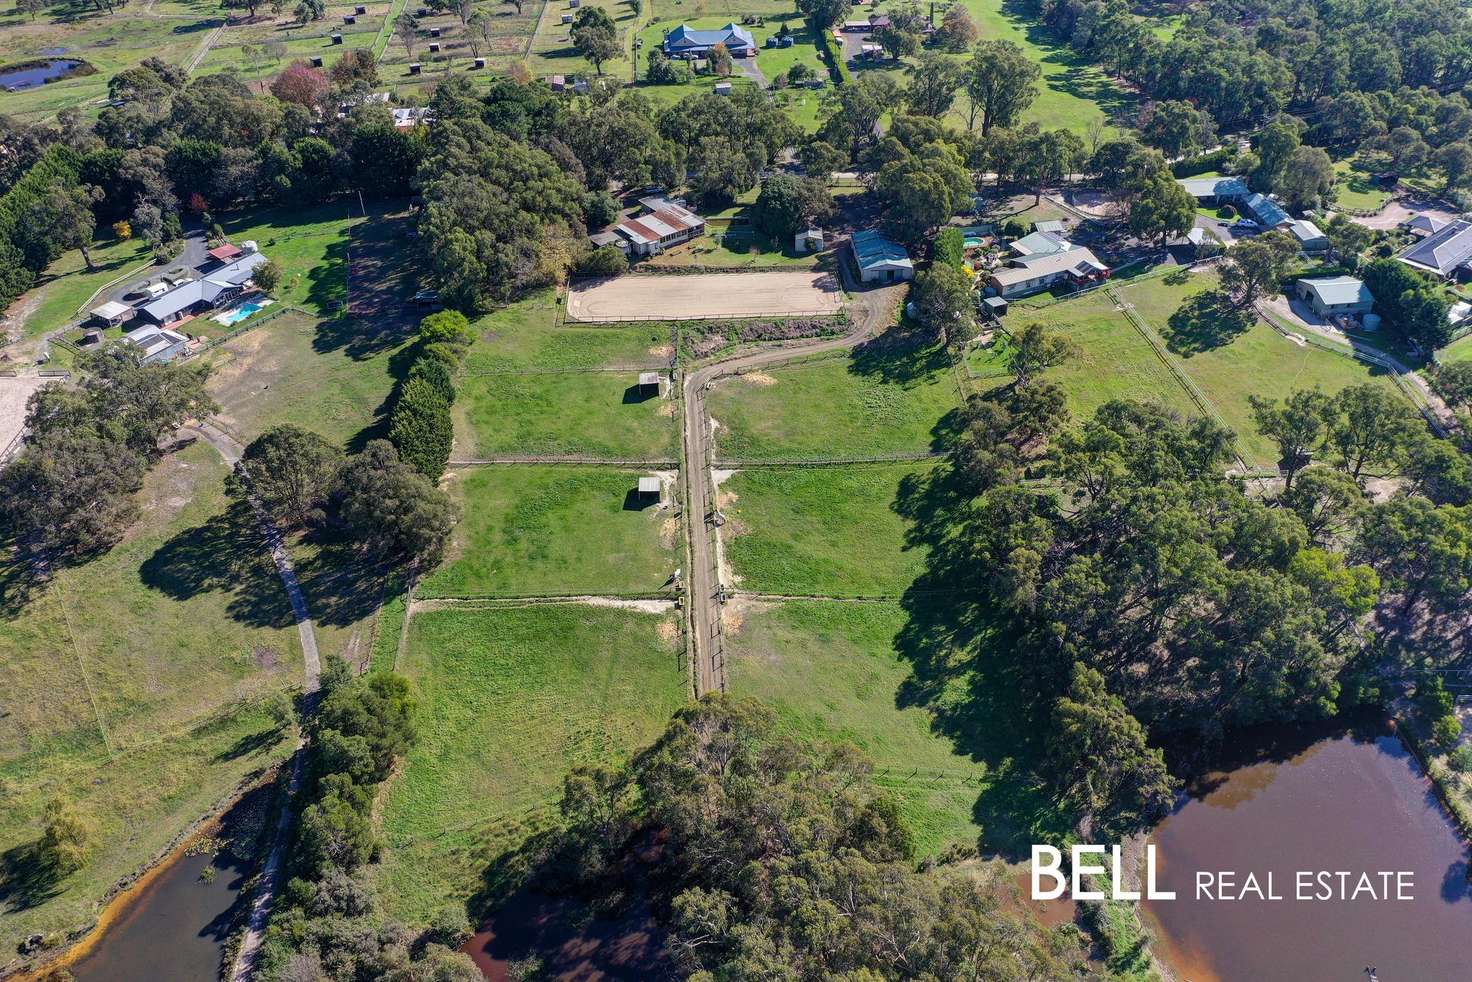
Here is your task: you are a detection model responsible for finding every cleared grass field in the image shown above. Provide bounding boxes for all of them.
[420,465,679,596]
[721,462,935,595]
[726,599,997,857]
[204,311,406,447]
[708,335,964,460]
[194,28,378,84]
[969,290,1202,423]
[0,442,300,955]
[373,603,686,922]
[19,237,155,340]
[528,0,641,78]
[1116,273,1408,469]
[462,295,673,373]
[454,371,677,459]
[1439,332,1472,364]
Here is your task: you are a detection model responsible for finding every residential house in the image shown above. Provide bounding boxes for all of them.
[1241,193,1292,229]
[122,324,189,364]
[1176,176,1251,204]
[1009,230,1072,258]
[987,247,1110,298]
[613,197,706,256]
[1398,218,1472,279]
[1295,276,1374,318]
[138,251,268,326]
[663,23,756,59]
[851,228,914,283]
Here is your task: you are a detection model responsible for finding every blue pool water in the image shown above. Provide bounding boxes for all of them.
[218,302,264,325]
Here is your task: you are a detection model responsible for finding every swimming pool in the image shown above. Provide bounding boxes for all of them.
[217,301,265,325]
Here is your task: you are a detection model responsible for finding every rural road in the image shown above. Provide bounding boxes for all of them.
[183,419,322,982]
[679,250,904,695]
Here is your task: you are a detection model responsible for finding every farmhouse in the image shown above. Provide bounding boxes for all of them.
[1398,218,1472,279]
[122,324,189,364]
[613,197,706,256]
[987,247,1110,298]
[1296,276,1374,318]
[138,251,268,325]
[1009,230,1073,258]
[1177,176,1251,204]
[850,229,914,283]
[663,23,756,59]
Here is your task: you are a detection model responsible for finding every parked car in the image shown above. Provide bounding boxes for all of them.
[412,289,441,308]
[1230,220,1261,233]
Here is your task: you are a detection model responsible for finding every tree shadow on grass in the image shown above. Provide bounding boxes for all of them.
[289,532,403,631]
[848,323,951,385]
[138,501,296,631]
[1162,289,1253,356]
[890,462,1076,859]
[0,842,67,912]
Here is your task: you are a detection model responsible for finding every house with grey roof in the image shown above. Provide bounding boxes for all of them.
[1289,220,1328,252]
[1295,276,1373,319]
[1403,214,1448,238]
[850,229,914,283]
[1009,230,1072,259]
[1398,218,1472,279]
[1177,176,1251,203]
[663,23,755,59]
[138,251,268,325]
[123,324,190,364]
[988,247,1110,298]
[1241,193,1292,229]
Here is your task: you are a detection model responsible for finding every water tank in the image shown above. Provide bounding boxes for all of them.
[1361,312,1381,332]
[241,240,259,254]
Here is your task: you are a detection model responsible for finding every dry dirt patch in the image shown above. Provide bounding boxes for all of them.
[566,272,843,323]
[0,375,48,458]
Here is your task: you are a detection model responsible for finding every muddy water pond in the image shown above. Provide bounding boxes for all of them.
[1143,720,1472,981]
[60,784,269,982]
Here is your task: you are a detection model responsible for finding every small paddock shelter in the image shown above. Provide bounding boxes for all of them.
[794,228,824,253]
[90,300,135,328]
[638,372,668,397]
[638,476,662,502]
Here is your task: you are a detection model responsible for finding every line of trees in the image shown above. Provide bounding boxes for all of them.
[387,311,475,480]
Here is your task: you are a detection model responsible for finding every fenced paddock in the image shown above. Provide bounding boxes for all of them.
[0,375,48,463]
[565,271,844,323]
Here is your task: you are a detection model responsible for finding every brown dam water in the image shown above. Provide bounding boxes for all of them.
[1142,720,1472,982]
[48,784,270,982]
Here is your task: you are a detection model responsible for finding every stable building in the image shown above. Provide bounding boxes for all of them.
[613,197,705,257]
[1295,276,1374,318]
[850,228,914,283]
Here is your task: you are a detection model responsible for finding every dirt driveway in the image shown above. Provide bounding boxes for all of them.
[1347,196,1460,230]
[566,271,844,323]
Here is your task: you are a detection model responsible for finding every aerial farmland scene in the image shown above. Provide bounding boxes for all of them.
[2,0,1472,978]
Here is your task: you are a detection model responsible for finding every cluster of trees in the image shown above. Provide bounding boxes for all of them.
[0,144,91,312]
[0,344,214,568]
[1361,258,1455,349]
[234,424,459,569]
[388,311,475,479]
[537,696,1093,979]
[751,172,834,243]
[260,662,481,981]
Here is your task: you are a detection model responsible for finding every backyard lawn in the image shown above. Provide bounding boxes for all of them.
[454,370,678,459]
[419,465,680,596]
[725,599,1066,857]
[218,202,364,317]
[0,442,300,956]
[706,336,964,460]
[1332,156,1394,213]
[721,462,937,595]
[373,602,685,922]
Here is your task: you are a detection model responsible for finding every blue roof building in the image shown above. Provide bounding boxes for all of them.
[851,229,914,283]
[663,23,757,58]
[1242,193,1291,229]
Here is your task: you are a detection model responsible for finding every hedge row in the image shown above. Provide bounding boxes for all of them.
[388,310,474,479]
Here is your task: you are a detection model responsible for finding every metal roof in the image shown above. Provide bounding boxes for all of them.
[1290,220,1325,242]
[1242,193,1291,228]
[991,247,1107,286]
[1177,176,1250,199]
[91,300,133,320]
[851,229,912,270]
[1010,230,1071,258]
[638,476,661,493]
[140,252,267,320]
[1399,218,1472,276]
[1298,276,1372,307]
[123,324,187,356]
[664,23,755,50]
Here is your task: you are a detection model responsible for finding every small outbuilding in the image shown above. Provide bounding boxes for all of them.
[638,371,668,397]
[981,295,1008,320]
[638,476,662,501]
[793,228,824,253]
[1296,276,1374,318]
[714,81,733,96]
[1289,219,1328,253]
[90,300,135,328]
[428,42,441,53]
[332,33,344,44]
[1032,219,1065,235]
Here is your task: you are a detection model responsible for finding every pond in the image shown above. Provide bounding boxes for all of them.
[56,783,270,982]
[1142,719,1472,981]
[0,59,92,91]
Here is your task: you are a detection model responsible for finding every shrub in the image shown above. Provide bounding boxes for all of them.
[933,226,965,269]
[1218,204,1237,219]
[1448,744,1472,772]
[1432,712,1463,749]
[38,797,92,874]
[1171,147,1235,178]
[1001,219,1027,240]
[253,258,282,293]
[418,309,474,352]
[583,190,621,229]
[388,376,453,479]
[578,244,628,276]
